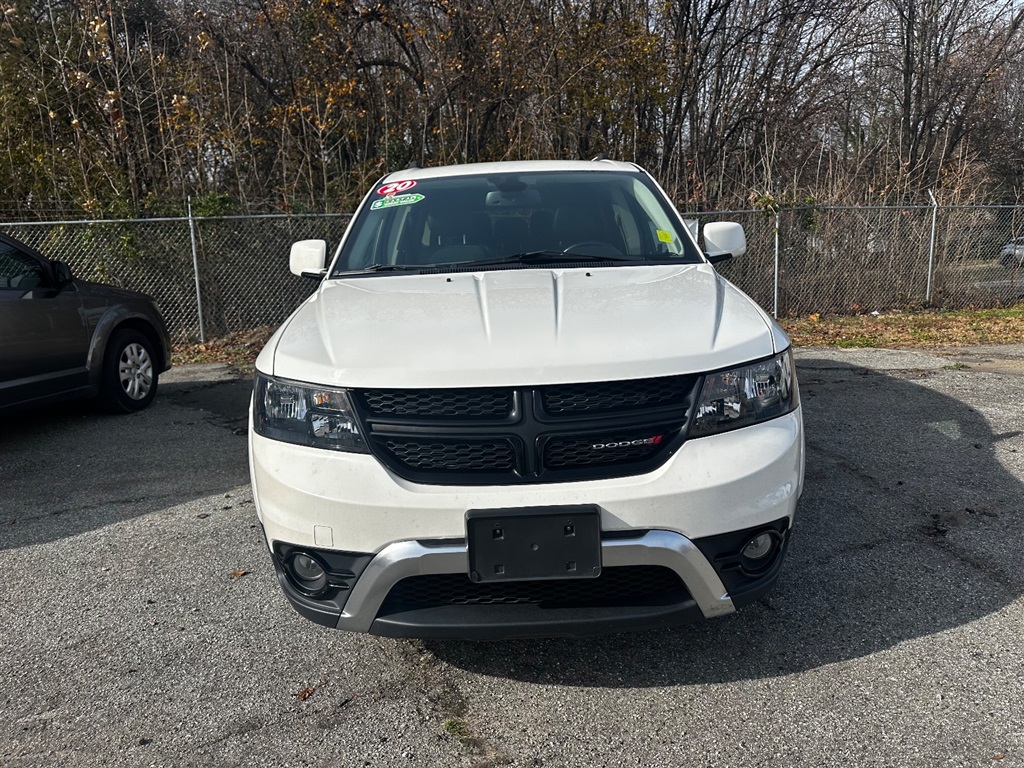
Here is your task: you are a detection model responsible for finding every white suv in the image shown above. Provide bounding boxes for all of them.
[248,160,804,639]
[999,237,1024,268]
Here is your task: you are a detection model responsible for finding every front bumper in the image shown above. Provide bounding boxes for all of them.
[250,407,803,638]
[249,409,803,551]
[270,524,792,639]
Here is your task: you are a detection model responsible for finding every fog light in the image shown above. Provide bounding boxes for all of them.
[739,530,781,576]
[742,533,775,560]
[287,551,328,595]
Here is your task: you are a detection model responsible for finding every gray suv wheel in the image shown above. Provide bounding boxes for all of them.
[101,329,159,413]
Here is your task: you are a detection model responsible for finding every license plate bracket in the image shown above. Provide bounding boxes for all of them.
[466,506,602,583]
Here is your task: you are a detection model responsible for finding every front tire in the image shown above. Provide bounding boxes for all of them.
[101,329,159,413]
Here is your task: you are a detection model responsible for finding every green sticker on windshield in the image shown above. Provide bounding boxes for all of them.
[370,193,424,210]
[656,229,674,243]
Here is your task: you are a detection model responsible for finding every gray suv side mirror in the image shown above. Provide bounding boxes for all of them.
[53,260,74,288]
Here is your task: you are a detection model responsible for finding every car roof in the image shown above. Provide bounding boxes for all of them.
[378,159,643,183]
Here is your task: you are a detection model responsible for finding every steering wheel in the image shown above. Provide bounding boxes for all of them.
[561,241,624,257]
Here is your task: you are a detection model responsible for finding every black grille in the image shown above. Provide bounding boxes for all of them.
[540,376,691,414]
[384,438,516,472]
[354,375,698,485]
[360,388,513,419]
[380,566,687,611]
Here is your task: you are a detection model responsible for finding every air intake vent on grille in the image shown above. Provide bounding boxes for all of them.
[384,438,516,472]
[361,388,513,419]
[540,375,691,414]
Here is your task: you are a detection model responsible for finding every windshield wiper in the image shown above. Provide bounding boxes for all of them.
[333,252,652,278]
[331,263,427,277]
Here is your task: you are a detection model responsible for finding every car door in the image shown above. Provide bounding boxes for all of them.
[0,238,89,407]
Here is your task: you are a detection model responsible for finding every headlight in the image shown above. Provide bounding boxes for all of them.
[253,373,368,452]
[689,350,797,437]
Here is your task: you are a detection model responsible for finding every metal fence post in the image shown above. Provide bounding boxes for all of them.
[926,190,938,306]
[187,197,206,342]
[773,208,781,318]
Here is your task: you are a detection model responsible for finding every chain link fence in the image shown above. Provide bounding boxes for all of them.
[3,214,350,340]
[694,205,1024,317]
[3,206,1023,342]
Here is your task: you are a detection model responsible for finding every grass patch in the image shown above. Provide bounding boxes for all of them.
[171,326,276,373]
[781,304,1024,348]
[442,718,472,741]
[171,305,1024,370]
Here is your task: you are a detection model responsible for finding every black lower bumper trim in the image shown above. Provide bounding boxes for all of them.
[273,567,341,628]
[268,540,373,628]
[692,517,793,609]
[719,527,792,609]
[368,598,705,640]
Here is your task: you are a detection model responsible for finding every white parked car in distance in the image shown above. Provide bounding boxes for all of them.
[999,236,1024,268]
[248,159,804,639]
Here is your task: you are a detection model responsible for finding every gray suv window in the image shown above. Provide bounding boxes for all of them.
[0,244,45,291]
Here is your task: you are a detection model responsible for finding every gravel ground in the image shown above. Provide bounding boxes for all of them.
[1,348,1022,767]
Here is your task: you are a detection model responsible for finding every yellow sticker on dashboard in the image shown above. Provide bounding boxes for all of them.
[656,230,674,243]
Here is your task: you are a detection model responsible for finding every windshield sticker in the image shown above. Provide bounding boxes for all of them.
[656,229,675,244]
[377,179,417,196]
[370,193,424,210]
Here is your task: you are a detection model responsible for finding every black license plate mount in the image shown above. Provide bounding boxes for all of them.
[466,505,602,583]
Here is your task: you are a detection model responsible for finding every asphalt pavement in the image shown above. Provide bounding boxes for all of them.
[1,346,1022,767]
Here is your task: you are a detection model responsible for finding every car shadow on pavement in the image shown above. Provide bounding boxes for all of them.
[424,359,1024,684]
[0,372,253,551]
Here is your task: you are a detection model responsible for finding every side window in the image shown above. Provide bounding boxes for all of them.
[0,243,46,290]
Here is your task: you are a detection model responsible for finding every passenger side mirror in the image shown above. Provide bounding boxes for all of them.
[289,240,328,279]
[703,222,746,264]
[52,260,74,289]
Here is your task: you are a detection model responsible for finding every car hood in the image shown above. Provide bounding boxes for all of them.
[75,279,156,305]
[264,264,779,388]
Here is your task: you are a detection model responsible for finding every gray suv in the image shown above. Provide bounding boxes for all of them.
[0,231,171,414]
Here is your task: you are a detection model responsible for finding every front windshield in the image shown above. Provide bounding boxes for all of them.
[331,170,702,275]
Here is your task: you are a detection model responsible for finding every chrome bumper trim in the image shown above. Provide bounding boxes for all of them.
[336,530,734,632]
